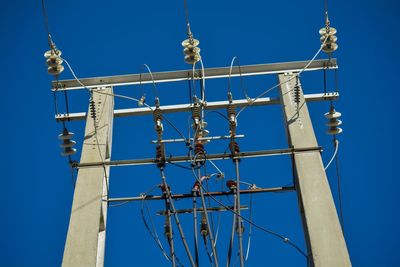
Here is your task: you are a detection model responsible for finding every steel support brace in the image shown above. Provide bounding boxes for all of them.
[62,87,114,267]
[108,186,295,203]
[74,146,321,168]
[52,59,337,91]
[55,92,338,122]
[279,74,351,266]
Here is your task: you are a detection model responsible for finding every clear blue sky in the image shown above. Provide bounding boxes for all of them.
[1,0,399,266]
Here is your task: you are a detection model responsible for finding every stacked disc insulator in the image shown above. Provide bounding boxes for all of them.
[324,107,343,135]
[44,49,64,76]
[182,38,201,64]
[319,26,338,53]
[58,128,77,156]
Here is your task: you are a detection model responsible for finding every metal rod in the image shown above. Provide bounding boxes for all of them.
[235,160,244,267]
[75,147,322,169]
[193,194,199,267]
[156,205,249,215]
[151,135,245,144]
[108,186,295,203]
[227,189,237,267]
[160,170,196,267]
[197,169,219,267]
[164,198,176,267]
[55,93,338,122]
[52,59,337,91]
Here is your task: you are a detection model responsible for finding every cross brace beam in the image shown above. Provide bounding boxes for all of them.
[52,59,337,91]
[56,92,338,122]
[108,186,295,203]
[74,146,321,168]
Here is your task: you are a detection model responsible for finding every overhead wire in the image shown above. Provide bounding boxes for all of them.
[228,56,249,99]
[334,139,345,234]
[324,139,339,170]
[235,36,329,119]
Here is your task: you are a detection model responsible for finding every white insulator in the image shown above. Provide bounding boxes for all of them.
[319,27,338,53]
[319,27,337,36]
[59,140,77,148]
[326,119,342,127]
[182,38,201,64]
[48,65,65,75]
[326,127,343,135]
[324,108,343,135]
[182,38,200,48]
[44,49,64,75]
[58,131,74,140]
[324,110,341,119]
[61,147,77,156]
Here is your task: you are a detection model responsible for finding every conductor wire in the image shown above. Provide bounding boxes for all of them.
[228,56,249,99]
[235,36,328,119]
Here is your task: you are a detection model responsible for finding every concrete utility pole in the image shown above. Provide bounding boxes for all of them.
[62,87,114,267]
[279,73,351,267]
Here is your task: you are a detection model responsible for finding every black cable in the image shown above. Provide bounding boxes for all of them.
[334,139,345,234]
[140,199,175,264]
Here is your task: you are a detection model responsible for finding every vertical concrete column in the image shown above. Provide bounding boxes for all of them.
[279,74,350,267]
[62,87,114,267]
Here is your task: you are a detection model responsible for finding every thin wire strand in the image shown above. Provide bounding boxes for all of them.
[245,193,253,261]
[61,57,187,141]
[228,56,249,98]
[334,139,345,234]
[325,139,339,170]
[235,36,328,119]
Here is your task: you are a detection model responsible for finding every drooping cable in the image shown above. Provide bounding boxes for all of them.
[228,56,249,99]
[138,184,182,264]
[235,36,329,119]
[324,139,339,170]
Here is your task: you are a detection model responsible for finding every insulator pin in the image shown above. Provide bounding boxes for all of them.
[58,128,77,156]
[324,107,343,135]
